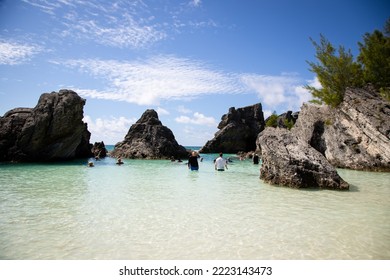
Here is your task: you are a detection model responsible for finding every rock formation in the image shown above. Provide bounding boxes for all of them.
[0,89,92,162]
[91,141,107,158]
[258,128,349,190]
[265,110,299,129]
[293,86,390,171]
[199,103,265,153]
[278,111,299,128]
[111,109,188,159]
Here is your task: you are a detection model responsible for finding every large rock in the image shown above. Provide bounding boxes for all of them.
[91,141,107,158]
[293,86,390,171]
[111,109,188,159]
[265,110,299,129]
[199,103,265,153]
[258,128,349,190]
[0,89,92,162]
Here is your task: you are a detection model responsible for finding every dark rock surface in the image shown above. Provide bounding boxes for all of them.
[91,141,107,158]
[199,103,265,153]
[0,89,92,162]
[258,128,349,190]
[265,110,299,129]
[293,86,390,171]
[111,109,188,159]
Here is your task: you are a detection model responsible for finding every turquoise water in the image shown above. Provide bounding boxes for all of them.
[0,150,389,260]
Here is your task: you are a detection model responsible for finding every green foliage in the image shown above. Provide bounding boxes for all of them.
[357,27,390,91]
[379,88,390,102]
[265,111,278,128]
[283,118,294,130]
[304,19,390,106]
[385,18,390,36]
[305,34,363,107]
[324,119,333,126]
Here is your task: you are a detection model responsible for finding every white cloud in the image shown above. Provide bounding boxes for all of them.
[175,112,217,126]
[57,55,313,113]
[175,116,192,123]
[240,73,312,111]
[188,19,218,29]
[23,0,166,49]
[179,125,215,146]
[21,0,61,15]
[263,110,273,119]
[307,76,322,89]
[189,0,202,7]
[53,51,314,114]
[294,85,312,107]
[177,105,192,114]
[0,40,42,65]
[22,0,217,49]
[156,107,170,116]
[241,74,294,107]
[292,76,318,107]
[61,17,166,49]
[59,55,244,105]
[83,115,136,144]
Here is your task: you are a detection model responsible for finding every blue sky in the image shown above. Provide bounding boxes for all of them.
[0,0,388,145]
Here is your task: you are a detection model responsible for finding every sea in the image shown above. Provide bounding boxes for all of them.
[0,145,389,260]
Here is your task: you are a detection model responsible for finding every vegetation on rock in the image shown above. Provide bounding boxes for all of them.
[305,18,390,106]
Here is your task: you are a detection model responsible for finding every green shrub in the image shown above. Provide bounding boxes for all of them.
[265,112,278,128]
[305,35,363,107]
[283,118,294,130]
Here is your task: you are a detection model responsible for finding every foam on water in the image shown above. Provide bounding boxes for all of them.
[0,155,389,259]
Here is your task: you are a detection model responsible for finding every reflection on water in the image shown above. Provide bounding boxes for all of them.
[0,155,389,259]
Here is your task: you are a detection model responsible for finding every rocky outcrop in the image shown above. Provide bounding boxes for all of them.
[293,87,390,171]
[91,141,107,158]
[255,86,389,189]
[0,89,92,162]
[265,110,299,129]
[277,111,299,128]
[111,109,188,159]
[258,128,349,190]
[199,103,265,153]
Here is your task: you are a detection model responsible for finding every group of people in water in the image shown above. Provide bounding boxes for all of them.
[88,151,260,170]
[87,156,124,167]
[186,151,259,171]
[187,151,230,171]
[186,151,260,171]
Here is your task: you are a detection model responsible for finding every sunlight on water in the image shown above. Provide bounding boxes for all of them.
[0,154,389,259]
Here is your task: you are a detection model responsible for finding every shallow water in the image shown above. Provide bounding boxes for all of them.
[0,153,389,259]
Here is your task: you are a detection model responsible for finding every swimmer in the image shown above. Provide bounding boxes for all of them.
[215,153,228,171]
[188,151,199,171]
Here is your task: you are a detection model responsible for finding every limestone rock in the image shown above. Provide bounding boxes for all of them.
[0,89,92,161]
[293,87,390,171]
[91,141,107,158]
[199,103,265,153]
[111,109,188,159]
[265,110,299,129]
[258,128,349,190]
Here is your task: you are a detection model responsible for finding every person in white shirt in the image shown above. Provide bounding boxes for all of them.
[215,153,228,171]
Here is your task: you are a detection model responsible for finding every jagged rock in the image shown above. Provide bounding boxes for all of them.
[258,128,349,190]
[265,111,299,129]
[91,141,107,158]
[265,110,299,129]
[0,89,92,162]
[111,109,188,159]
[293,86,390,171]
[199,103,265,153]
